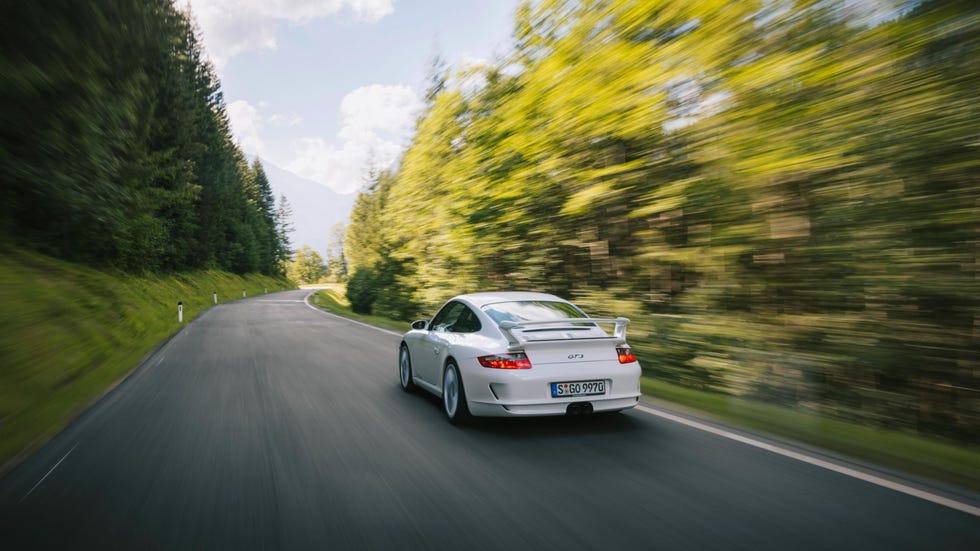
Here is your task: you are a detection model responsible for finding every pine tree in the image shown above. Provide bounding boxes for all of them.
[274,194,295,270]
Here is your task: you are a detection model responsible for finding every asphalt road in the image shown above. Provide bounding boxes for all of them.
[2,290,978,549]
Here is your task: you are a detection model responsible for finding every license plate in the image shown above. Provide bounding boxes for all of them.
[551,380,605,398]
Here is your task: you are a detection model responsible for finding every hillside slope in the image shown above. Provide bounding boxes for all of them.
[0,247,295,472]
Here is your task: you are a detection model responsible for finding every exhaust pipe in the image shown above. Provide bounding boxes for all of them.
[566,402,594,416]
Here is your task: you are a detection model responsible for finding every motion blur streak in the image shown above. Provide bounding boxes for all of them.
[344,0,980,445]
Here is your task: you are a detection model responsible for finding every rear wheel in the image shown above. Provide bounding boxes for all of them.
[442,361,471,424]
[399,345,415,392]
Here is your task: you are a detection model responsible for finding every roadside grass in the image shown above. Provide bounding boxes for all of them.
[310,288,980,493]
[0,247,294,473]
[308,288,410,334]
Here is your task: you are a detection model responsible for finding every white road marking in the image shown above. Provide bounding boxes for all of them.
[22,443,78,501]
[302,292,402,337]
[257,300,306,303]
[636,405,980,518]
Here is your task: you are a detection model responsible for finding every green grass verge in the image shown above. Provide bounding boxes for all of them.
[308,287,410,334]
[0,247,295,472]
[311,288,980,492]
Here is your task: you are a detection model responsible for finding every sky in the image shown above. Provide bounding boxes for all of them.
[185,0,521,195]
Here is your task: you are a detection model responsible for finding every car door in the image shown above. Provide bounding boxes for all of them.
[418,301,467,386]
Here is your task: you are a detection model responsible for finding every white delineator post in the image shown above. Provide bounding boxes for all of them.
[213,291,217,304]
[242,289,246,298]
[177,301,183,323]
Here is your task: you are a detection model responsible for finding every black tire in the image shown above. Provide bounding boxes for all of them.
[399,345,416,392]
[442,361,472,424]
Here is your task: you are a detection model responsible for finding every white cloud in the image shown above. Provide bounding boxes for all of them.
[339,84,422,139]
[186,0,395,67]
[287,84,423,194]
[226,99,265,154]
[268,114,303,127]
[226,100,304,155]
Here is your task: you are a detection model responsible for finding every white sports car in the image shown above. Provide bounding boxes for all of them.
[398,292,642,423]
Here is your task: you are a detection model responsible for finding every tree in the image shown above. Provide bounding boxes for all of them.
[0,1,288,277]
[243,158,280,274]
[288,245,325,284]
[344,170,393,273]
[341,0,980,442]
[274,193,295,269]
[346,267,377,314]
[325,222,349,282]
[1,1,165,264]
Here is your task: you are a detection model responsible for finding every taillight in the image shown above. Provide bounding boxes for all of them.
[478,352,532,369]
[616,347,636,364]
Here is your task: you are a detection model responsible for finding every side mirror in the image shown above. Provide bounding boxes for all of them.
[411,320,428,331]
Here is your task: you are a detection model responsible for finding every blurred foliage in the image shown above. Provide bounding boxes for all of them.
[345,0,979,442]
[0,1,289,275]
[287,245,326,284]
[346,268,378,314]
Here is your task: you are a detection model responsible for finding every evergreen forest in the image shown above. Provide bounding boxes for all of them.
[1,1,289,275]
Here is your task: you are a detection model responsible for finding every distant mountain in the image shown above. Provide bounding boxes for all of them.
[260,159,357,254]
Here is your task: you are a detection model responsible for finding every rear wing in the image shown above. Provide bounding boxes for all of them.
[498,317,630,348]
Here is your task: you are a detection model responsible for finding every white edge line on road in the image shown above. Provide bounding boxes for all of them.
[302,292,402,337]
[636,405,980,518]
[21,443,78,501]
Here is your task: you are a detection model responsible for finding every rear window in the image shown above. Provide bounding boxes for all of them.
[481,301,588,324]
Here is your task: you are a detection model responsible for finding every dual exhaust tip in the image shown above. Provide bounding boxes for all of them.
[565,402,593,416]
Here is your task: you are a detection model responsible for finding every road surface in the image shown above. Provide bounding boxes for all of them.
[1,290,977,549]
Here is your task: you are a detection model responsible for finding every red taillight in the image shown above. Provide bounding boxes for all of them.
[617,347,636,364]
[478,353,532,369]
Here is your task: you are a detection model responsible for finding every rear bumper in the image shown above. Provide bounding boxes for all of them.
[469,396,640,417]
[461,358,642,417]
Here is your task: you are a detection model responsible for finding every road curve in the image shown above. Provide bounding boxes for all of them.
[1,290,978,549]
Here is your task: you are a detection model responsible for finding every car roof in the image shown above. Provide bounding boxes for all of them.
[454,291,569,309]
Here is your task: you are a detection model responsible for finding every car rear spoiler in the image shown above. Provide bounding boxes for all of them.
[498,317,630,347]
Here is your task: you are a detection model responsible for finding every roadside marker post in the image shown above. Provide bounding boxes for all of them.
[213,291,217,304]
[242,289,246,298]
[177,301,183,323]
